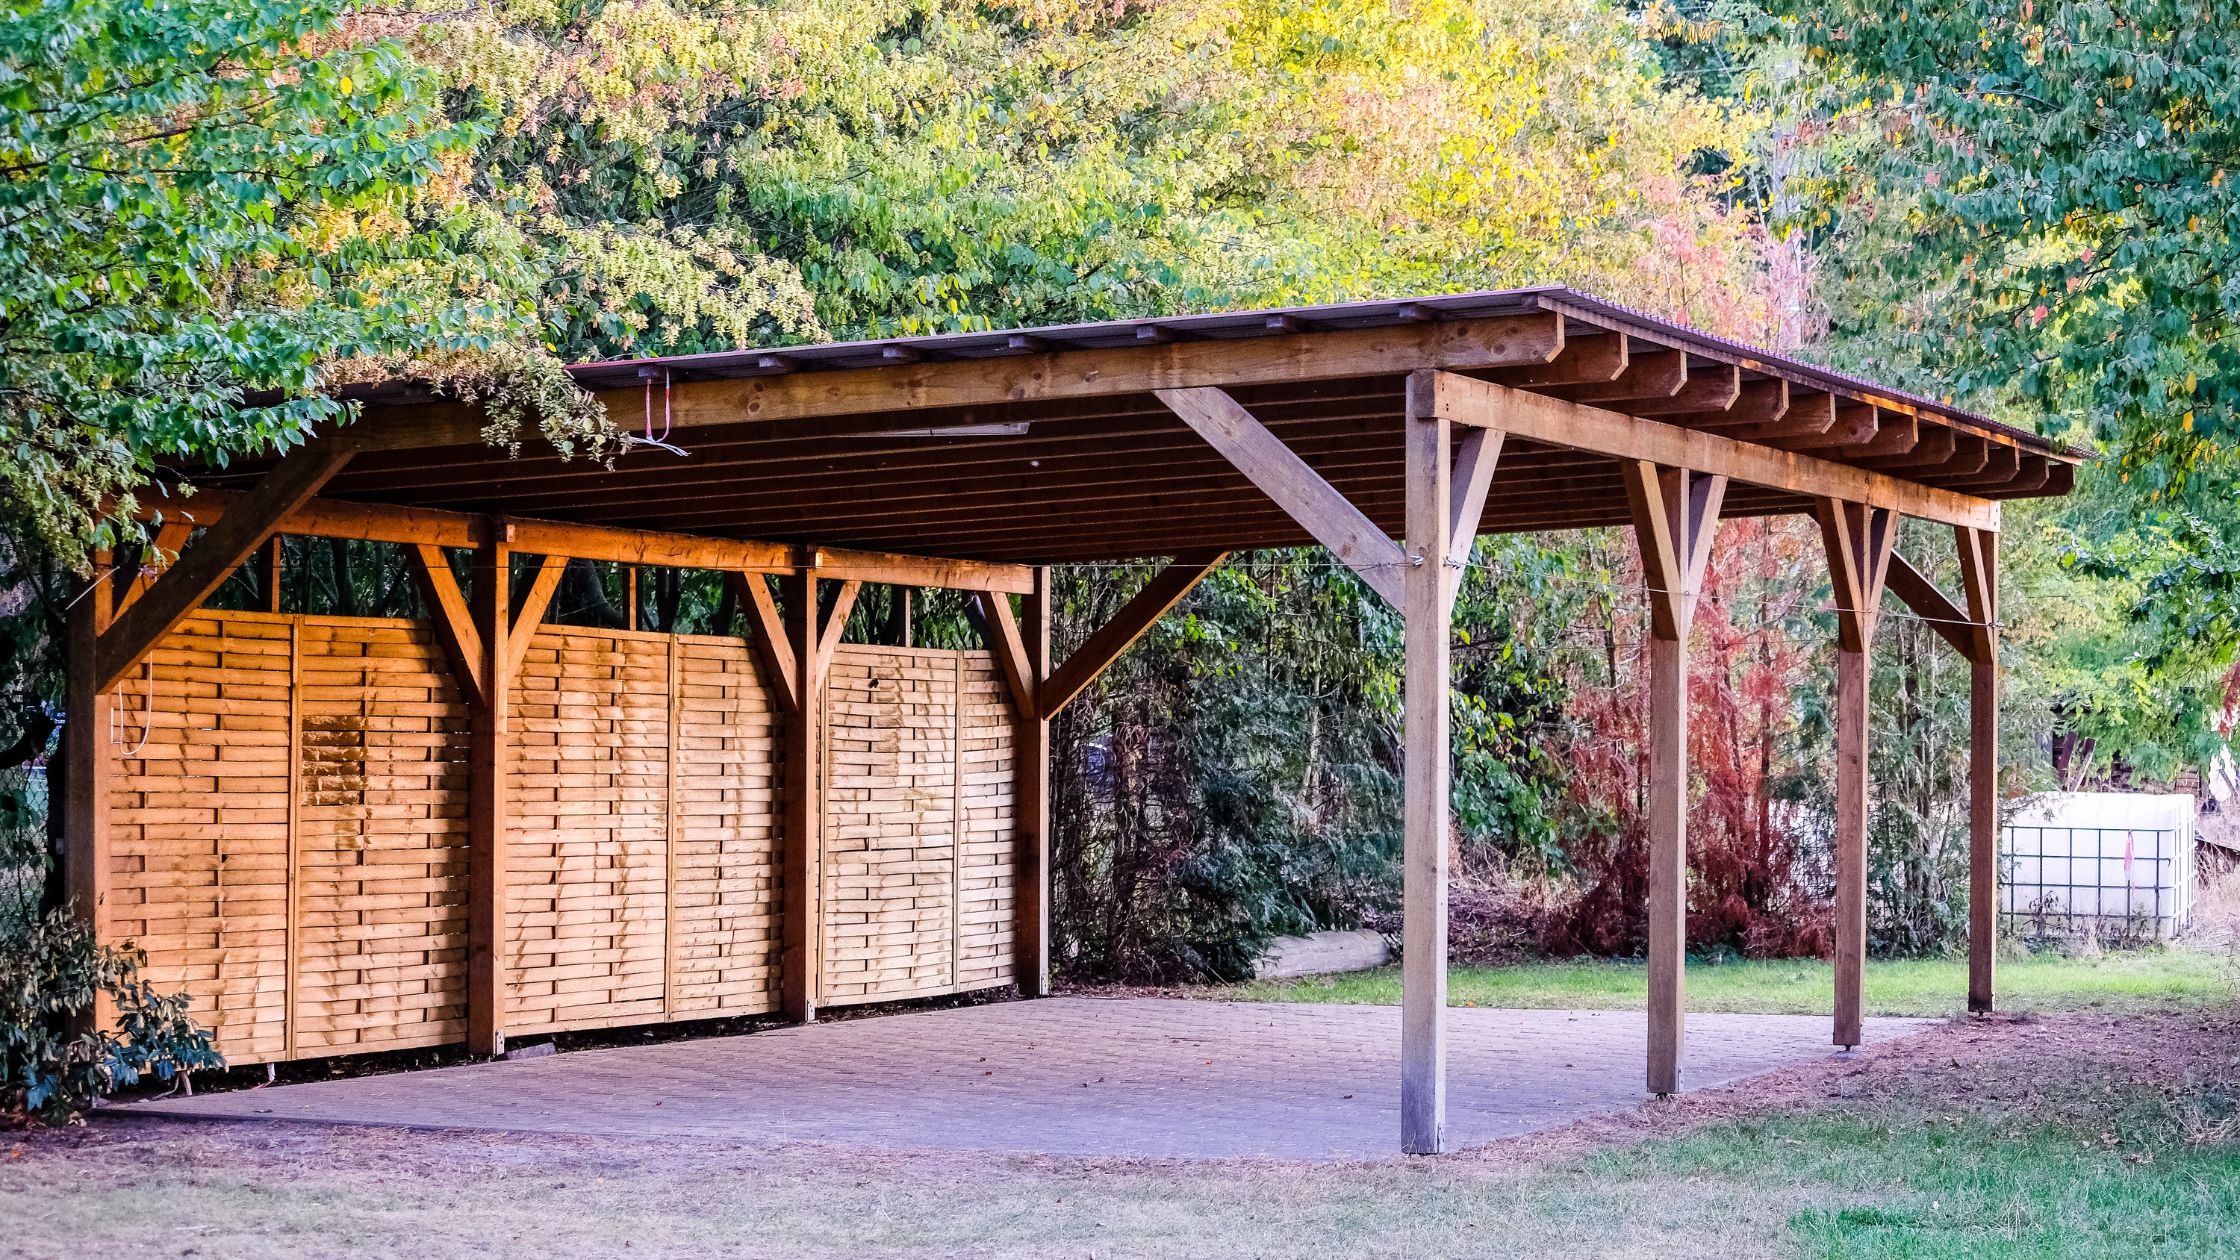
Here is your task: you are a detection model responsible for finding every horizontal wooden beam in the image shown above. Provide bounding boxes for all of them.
[339,314,1567,453]
[1416,372,2001,532]
[138,489,1036,593]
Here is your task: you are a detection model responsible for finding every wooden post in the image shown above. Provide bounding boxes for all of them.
[262,538,283,613]
[1647,634,1687,1089]
[1622,464,1724,1096]
[1832,642,1870,1047]
[1957,527,2000,1012]
[466,522,512,1056]
[780,570,822,1022]
[63,558,116,966]
[1817,500,1895,1049]
[1400,376,1452,1155]
[1016,568,1053,996]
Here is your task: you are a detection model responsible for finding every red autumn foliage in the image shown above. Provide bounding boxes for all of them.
[1542,517,1832,959]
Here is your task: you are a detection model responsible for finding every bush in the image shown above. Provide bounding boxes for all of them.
[1,909,224,1125]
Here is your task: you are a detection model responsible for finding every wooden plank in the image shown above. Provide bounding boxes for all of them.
[816,580,862,677]
[1446,428,1502,603]
[1158,386,1407,606]
[1883,552,1975,659]
[950,653,965,987]
[978,591,1036,716]
[1685,379,1788,431]
[284,620,301,1060]
[779,572,822,1021]
[1424,372,2001,531]
[1620,463,1684,642]
[1645,628,1686,1095]
[1624,464,1722,1097]
[63,561,115,1033]
[506,554,569,675]
[1786,403,1880,451]
[344,314,1568,451]
[1038,552,1226,719]
[1399,381,1451,1155]
[99,442,352,691]
[1817,499,1897,653]
[262,538,283,613]
[1553,350,1686,403]
[466,522,511,1055]
[1717,389,1835,442]
[731,571,797,712]
[1629,364,1742,417]
[143,490,1036,594]
[406,544,484,705]
[1832,641,1870,1049]
[663,637,681,1015]
[1956,526,2000,1013]
[1494,332,1627,386]
[1816,498,1896,1050]
[1015,567,1052,998]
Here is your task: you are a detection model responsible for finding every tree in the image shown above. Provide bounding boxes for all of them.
[0,0,610,564]
[1790,0,2240,783]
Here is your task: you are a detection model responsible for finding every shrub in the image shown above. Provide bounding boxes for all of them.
[1,909,223,1125]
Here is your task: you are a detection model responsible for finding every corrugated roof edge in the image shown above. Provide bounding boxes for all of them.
[382,283,2081,462]
[1527,290,2088,462]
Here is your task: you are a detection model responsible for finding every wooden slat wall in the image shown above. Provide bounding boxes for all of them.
[107,612,294,1063]
[956,656,1019,989]
[100,611,1014,1064]
[821,647,960,1004]
[667,636,782,1016]
[292,620,471,1056]
[820,646,1016,1004]
[507,627,672,1034]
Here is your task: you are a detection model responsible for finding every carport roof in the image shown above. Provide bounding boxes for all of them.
[179,285,2082,565]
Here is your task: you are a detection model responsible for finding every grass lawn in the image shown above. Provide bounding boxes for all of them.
[1215,947,2239,1017]
[7,1003,2237,1258]
[8,949,2237,1257]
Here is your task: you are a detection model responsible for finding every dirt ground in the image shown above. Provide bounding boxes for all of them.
[5,1001,2236,1259]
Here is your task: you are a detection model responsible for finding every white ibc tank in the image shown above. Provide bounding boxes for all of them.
[2002,792,2196,940]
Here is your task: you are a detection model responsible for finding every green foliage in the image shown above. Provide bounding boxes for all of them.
[2,808,218,1124]
[0,909,223,1124]
[0,0,613,562]
[1792,0,2240,476]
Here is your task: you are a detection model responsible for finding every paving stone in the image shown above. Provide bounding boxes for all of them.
[120,999,1934,1160]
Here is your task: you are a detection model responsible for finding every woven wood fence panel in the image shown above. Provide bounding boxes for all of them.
[292,619,471,1056]
[820,645,1016,1004]
[956,659,1019,989]
[507,626,673,1034]
[106,612,295,1064]
[666,635,782,1017]
[102,612,1013,1062]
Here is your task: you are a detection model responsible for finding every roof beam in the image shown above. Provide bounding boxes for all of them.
[1883,551,1978,659]
[137,488,1035,593]
[340,313,1566,453]
[1158,386,1408,606]
[1039,551,1227,719]
[1415,371,2001,531]
[98,440,352,692]
[1550,350,1687,404]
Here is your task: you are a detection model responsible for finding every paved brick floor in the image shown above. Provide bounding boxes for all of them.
[123,999,1931,1159]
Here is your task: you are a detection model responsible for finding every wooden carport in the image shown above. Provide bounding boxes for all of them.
[67,286,2078,1154]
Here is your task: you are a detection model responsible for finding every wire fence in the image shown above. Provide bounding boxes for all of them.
[2001,824,2193,944]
